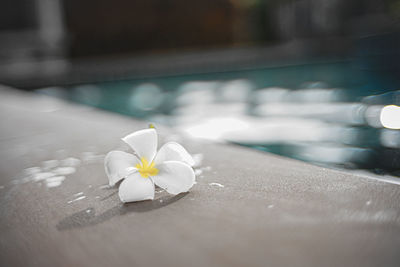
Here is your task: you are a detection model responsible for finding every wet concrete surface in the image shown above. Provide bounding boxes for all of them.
[0,86,400,267]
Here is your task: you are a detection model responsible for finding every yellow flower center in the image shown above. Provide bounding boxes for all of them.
[135,157,158,178]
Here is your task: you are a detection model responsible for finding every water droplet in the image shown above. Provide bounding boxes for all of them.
[67,196,86,204]
[73,192,84,197]
[46,181,62,188]
[209,182,224,188]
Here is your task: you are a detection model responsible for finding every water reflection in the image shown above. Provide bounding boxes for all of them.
[129,83,164,112]
[37,74,400,175]
[380,105,400,129]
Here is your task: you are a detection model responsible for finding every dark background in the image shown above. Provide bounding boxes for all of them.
[1,0,399,88]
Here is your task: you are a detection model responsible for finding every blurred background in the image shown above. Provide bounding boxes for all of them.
[1,0,400,175]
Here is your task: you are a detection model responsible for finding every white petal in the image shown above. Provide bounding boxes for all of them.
[152,161,195,195]
[105,151,140,186]
[154,142,195,166]
[119,172,155,202]
[122,129,158,162]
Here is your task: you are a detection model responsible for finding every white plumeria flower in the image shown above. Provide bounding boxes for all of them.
[104,128,196,203]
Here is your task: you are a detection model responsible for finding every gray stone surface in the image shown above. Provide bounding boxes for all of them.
[0,86,400,267]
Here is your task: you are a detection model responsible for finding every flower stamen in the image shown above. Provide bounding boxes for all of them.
[135,157,158,178]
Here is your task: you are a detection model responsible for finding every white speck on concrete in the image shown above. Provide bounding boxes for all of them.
[46,180,62,188]
[209,182,224,188]
[366,200,372,206]
[268,204,274,209]
[73,192,84,197]
[67,196,86,204]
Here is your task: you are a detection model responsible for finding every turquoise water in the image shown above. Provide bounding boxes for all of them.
[46,60,398,117]
[38,59,400,173]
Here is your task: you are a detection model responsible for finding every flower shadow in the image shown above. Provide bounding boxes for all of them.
[56,192,188,231]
